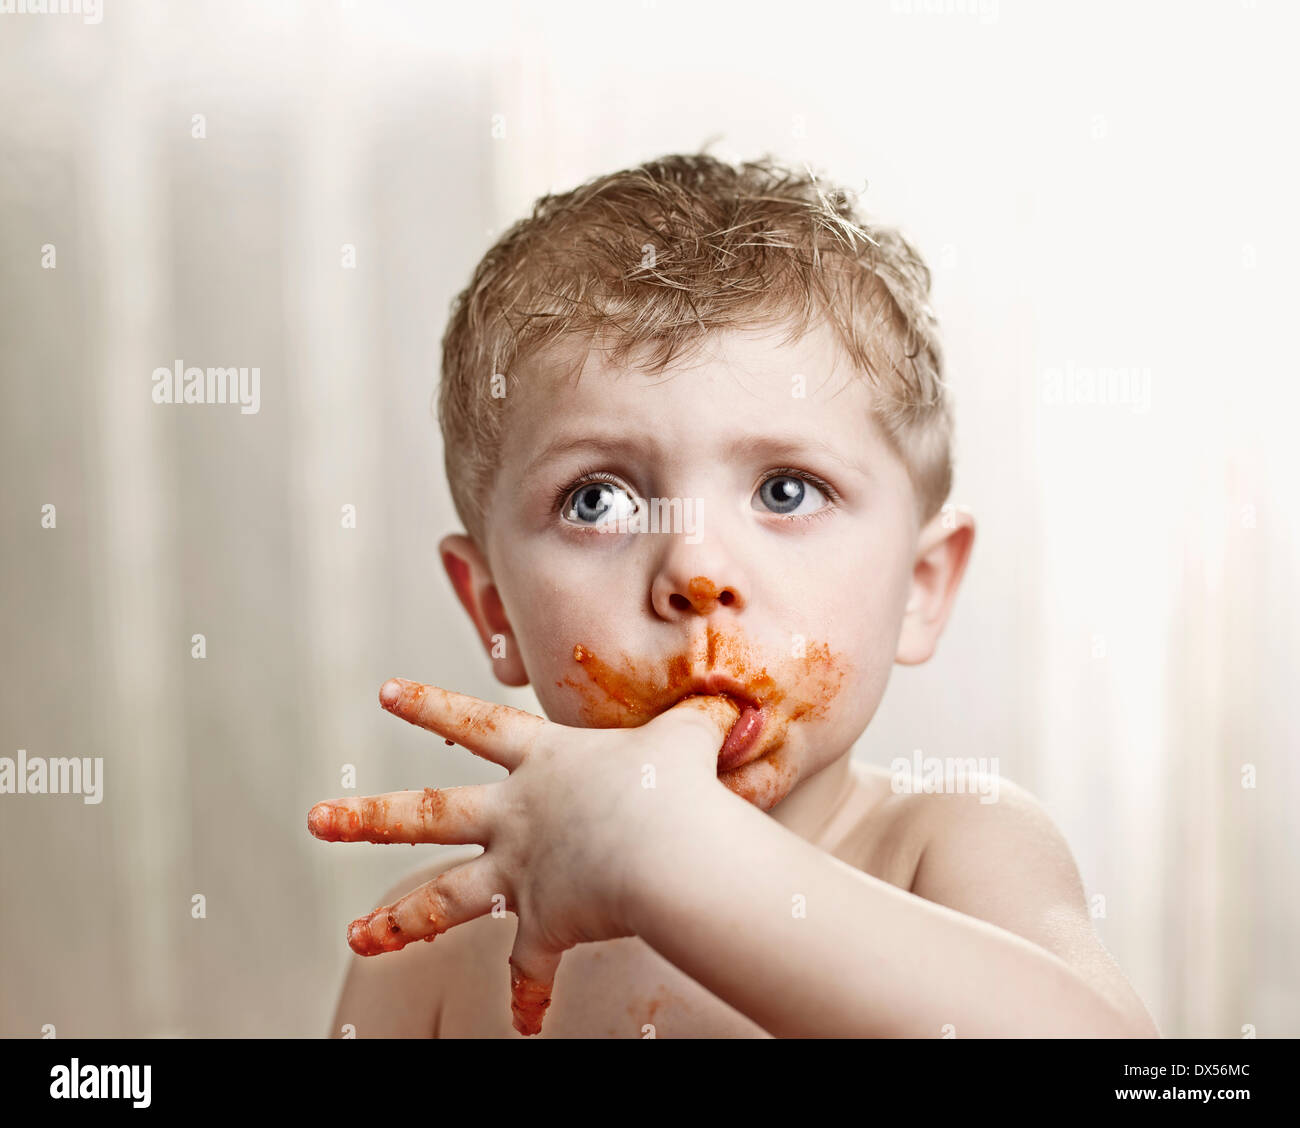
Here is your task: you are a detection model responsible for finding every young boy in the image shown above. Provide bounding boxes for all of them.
[307,152,1159,1038]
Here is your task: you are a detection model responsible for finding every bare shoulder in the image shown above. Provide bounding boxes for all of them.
[899,771,1086,907]
[328,846,484,1038]
[894,771,1159,1035]
[832,761,929,886]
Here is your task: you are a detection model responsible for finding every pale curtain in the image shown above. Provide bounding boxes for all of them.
[1,0,1296,1036]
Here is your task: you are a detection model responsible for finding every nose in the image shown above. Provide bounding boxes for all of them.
[651,553,748,619]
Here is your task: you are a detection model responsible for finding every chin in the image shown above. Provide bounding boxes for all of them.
[717,745,802,810]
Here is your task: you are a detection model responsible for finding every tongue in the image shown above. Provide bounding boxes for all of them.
[717,705,762,771]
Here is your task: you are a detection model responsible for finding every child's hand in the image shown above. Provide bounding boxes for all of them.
[307,677,740,1036]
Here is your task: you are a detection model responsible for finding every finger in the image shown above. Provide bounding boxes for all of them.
[379,678,544,770]
[347,854,503,956]
[652,693,742,747]
[507,926,565,1037]
[307,784,496,845]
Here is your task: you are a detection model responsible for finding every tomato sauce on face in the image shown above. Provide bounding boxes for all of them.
[557,612,847,806]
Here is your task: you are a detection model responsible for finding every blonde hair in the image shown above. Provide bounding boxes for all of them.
[438,151,952,546]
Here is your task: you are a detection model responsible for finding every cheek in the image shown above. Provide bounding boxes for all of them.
[505,589,628,726]
[829,540,913,659]
[786,554,912,743]
[488,538,614,708]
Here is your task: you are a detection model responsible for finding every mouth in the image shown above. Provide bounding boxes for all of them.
[566,632,850,810]
[673,675,768,771]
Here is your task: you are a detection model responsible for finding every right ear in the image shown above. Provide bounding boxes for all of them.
[438,533,530,688]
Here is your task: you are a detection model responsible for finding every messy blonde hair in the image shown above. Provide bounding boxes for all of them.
[438,151,952,546]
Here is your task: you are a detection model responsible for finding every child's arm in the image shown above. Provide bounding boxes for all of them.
[624,777,1160,1038]
[313,681,1157,1037]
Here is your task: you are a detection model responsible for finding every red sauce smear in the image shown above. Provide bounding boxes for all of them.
[509,959,553,1036]
[347,907,409,957]
[308,801,372,842]
[558,614,847,805]
[381,678,500,739]
[310,789,447,844]
[420,786,446,830]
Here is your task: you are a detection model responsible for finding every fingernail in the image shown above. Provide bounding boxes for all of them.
[348,915,386,955]
[347,918,368,954]
[379,679,404,709]
[509,962,553,1036]
[307,803,333,838]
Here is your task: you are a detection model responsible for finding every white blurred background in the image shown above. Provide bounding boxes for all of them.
[1,0,1296,1037]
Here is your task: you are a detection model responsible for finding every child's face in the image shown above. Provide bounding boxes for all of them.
[447,319,969,811]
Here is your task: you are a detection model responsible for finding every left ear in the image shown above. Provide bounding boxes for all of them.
[895,505,975,666]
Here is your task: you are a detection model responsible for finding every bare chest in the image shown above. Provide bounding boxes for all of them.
[437,765,923,1038]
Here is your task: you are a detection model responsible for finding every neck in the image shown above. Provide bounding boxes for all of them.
[767,752,856,848]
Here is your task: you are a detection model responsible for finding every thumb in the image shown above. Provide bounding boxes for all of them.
[653,693,742,750]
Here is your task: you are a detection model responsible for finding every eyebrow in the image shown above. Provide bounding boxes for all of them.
[735,435,874,479]
[523,434,658,478]
[523,431,874,480]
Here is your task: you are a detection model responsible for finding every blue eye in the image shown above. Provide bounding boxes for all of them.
[560,479,639,527]
[754,473,830,517]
